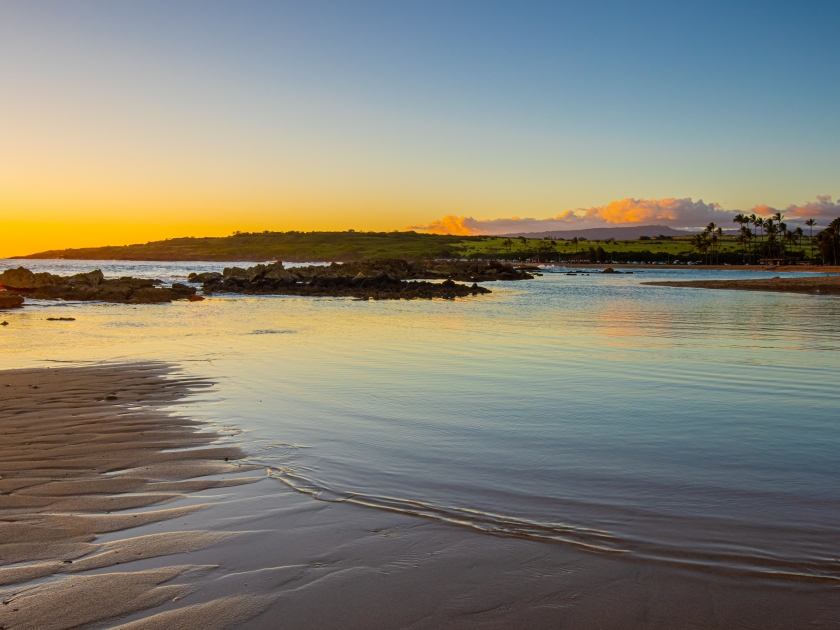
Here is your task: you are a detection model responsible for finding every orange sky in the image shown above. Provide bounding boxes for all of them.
[3,3,838,258]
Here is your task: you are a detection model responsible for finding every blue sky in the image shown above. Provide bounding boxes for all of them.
[1,1,838,249]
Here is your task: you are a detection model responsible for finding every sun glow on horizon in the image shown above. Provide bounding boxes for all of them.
[2,3,839,257]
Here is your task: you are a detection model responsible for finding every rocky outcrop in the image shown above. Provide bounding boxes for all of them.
[189,259,531,299]
[296,259,533,282]
[199,262,491,300]
[0,294,24,310]
[0,267,196,304]
[0,267,65,290]
[197,259,528,286]
[187,271,223,283]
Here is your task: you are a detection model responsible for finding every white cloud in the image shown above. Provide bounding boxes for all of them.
[410,197,732,234]
[410,196,840,235]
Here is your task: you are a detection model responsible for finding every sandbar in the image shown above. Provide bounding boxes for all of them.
[0,363,269,630]
[642,274,840,295]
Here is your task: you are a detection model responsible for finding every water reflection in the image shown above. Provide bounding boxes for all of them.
[2,260,839,581]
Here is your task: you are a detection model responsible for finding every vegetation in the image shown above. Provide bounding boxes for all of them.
[462,216,838,264]
[18,231,482,262]
[815,218,840,266]
[459,234,760,263]
[16,216,839,264]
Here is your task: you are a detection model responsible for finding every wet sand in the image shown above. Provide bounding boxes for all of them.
[642,274,840,295]
[544,263,840,272]
[0,363,271,630]
[2,364,839,629]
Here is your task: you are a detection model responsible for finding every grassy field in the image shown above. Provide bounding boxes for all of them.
[459,236,700,258]
[15,230,822,263]
[17,231,481,262]
[460,235,820,262]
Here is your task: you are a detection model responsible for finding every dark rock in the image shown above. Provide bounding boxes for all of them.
[0,294,24,310]
[188,271,223,283]
[602,267,618,273]
[0,267,62,290]
[190,258,538,300]
[222,266,249,281]
[70,270,104,286]
[46,317,75,321]
[0,268,197,305]
[205,259,533,284]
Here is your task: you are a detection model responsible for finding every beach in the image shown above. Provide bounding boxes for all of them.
[2,261,840,628]
[2,362,839,629]
[642,273,840,294]
[0,363,274,629]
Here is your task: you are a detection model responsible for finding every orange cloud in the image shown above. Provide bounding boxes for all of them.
[410,196,840,236]
[777,195,840,221]
[408,215,482,235]
[585,197,721,224]
[411,198,726,235]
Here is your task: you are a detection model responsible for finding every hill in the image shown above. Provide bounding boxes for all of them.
[14,231,480,262]
[500,225,687,239]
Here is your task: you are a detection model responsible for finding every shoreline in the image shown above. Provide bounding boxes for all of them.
[2,363,839,628]
[6,257,840,274]
[641,275,840,295]
[0,363,272,630]
[536,262,840,272]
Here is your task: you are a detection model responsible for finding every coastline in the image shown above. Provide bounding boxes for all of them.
[0,363,272,630]
[538,262,840,272]
[641,274,840,295]
[3,363,839,629]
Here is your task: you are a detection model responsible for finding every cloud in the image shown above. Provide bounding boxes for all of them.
[408,215,483,235]
[583,198,724,226]
[410,195,840,235]
[408,210,586,235]
[410,197,731,235]
[755,195,840,221]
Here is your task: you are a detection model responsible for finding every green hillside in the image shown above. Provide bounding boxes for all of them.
[17,231,481,262]
[15,229,824,263]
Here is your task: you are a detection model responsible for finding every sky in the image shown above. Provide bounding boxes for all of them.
[1,1,839,255]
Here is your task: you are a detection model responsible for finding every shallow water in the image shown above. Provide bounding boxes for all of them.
[2,259,839,582]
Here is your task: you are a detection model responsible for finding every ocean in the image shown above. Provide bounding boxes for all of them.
[2,259,839,583]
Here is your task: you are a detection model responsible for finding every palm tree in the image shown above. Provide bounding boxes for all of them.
[779,222,788,258]
[805,219,817,260]
[816,222,839,265]
[738,226,752,262]
[733,214,745,239]
[794,227,804,257]
[691,233,708,263]
[704,223,717,264]
[752,215,764,257]
[785,230,797,258]
[746,214,757,260]
[738,225,749,260]
[715,227,724,264]
[764,219,777,259]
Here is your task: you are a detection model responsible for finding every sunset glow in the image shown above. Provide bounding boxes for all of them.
[2,2,838,255]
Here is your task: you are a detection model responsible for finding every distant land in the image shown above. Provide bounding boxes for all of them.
[501,225,686,239]
[11,227,706,263]
[13,231,479,262]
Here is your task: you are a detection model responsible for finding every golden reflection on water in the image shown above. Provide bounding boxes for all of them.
[2,265,840,581]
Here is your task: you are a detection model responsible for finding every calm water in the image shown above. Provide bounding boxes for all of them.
[2,260,839,582]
